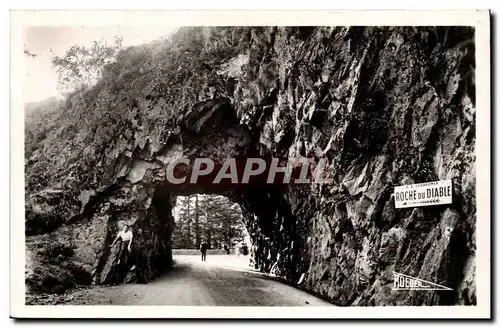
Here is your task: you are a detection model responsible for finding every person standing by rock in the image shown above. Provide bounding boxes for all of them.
[200,241,208,262]
[110,224,133,265]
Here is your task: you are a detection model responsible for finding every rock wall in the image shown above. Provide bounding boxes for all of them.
[25,26,476,305]
[249,26,476,306]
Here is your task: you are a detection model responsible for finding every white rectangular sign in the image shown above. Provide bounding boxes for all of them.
[394,179,452,208]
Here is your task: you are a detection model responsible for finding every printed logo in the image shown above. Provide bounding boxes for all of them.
[392,271,453,291]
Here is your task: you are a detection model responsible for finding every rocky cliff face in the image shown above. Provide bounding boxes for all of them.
[25,26,476,305]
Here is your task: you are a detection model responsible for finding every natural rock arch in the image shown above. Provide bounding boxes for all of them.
[88,97,306,286]
[25,26,476,305]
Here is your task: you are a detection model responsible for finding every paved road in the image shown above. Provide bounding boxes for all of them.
[100,255,332,306]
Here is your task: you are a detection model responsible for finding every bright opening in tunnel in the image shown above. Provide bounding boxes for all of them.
[170,193,252,267]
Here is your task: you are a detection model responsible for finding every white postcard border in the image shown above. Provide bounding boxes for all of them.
[10,9,491,319]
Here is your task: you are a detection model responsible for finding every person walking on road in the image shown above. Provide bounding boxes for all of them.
[200,241,208,262]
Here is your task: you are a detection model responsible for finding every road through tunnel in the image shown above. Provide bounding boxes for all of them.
[121,172,311,287]
[86,98,311,288]
[25,26,477,306]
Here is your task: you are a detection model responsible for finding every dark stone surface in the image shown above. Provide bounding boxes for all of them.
[25,27,476,305]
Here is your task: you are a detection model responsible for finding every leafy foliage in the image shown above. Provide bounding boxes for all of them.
[25,240,91,294]
[51,36,123,92]
[172,194,247,249]
[25,27,262,233]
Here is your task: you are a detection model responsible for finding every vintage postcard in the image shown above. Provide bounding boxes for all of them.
[10,10,491,318]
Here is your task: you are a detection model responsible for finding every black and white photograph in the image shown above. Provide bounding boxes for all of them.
[9,10,491,319]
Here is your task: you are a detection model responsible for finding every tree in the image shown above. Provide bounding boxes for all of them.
[194,194,201,248]
[172,194,248,249]
[51,36,123,92]
[184,195,192,248]
[172,195,194,248]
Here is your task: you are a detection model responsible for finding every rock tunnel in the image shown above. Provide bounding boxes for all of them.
[25,26,476,306]
[89,97,310,288]
[26,95,310,294]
